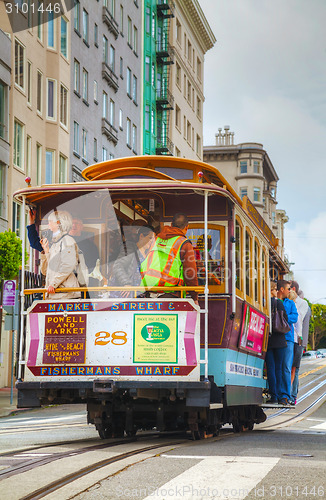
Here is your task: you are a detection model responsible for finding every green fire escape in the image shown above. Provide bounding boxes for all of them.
[143,0,175,155]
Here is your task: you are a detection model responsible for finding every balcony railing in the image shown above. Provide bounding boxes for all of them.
[156,87,174,110]
[102,62,119,92]
[156,42,175,65]
[102,7,119,38]
[102,118,118,145]
[157,0,175,18]
[156,135,174,155]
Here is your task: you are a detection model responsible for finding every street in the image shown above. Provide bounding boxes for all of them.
[0,358,325,500]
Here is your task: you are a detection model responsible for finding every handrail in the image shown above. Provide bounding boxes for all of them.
[24,286,205,296]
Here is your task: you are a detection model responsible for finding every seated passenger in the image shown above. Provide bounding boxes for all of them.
[111,225,155,297]
[40,211,81,300]
[140,213,198,305]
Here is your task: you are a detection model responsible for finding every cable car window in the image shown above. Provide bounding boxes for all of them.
[154,167,193,180]
[245,229,251,297]
[235,220,242,291]
[186,227,224,287]
[254,239,260,303]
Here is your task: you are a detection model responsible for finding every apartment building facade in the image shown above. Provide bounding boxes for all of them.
[71,0,141,181]
[203,127,288,259]
[0,4,71,238]
[142,0,215,159]
[0,29,11,234]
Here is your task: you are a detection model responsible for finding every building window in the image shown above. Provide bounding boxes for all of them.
[45,150,54,184]
[103,91,108,119]
[15,39,25,90]
[102,146,107,161]
[94,80,98,102]
[253,160,260,173]
[14,119,24,169]
[60,84,68,127]
[240,160,247,174]
[37,3,43,40]
[109,99,115,125]
[133,25,138,54]
[74,0,80,31]
[175,105,181,130]
[151,63,155,87]
[176,18,181,44]
[109,45,115,71]
[46,78,56,120]
[132,75,137,103]
[60,17,68,58]
[253,187,261,202]
[120,57,123,78]
[270,187,276,198]
[47,11,55,48]
[0,82,7,139]
[83,9,89,44]
[175,147,181,157]
[145,56,150,82]
[94,23,98,46]
[119,108,123,129]
[36,143,42,185]
[145,105,150,131]
[145,6,150,33]
[196,97,201,119]
[126,67,131,97]
[196,134,201,155]
[26,135,31,177]
[120,4,124,34]
[105,0,115,17]
[93,138,97,160]
[82,129,87,160]
[272,211,276,224]
[240,187,247,199]
[176,62,181,88]
[59,154,67,183]
[27,61,32,105]
[103,35,108,64]
[82,68,88,102]
[0,164,6,218]
[74,59,80,94]
[37,71,43,112]
[186,120,191,144]
[127,17,132,46]
[132,124,137,152]
[73,121,79,153]
[126,118,131,147]
[12,202,22,237]
[197,57,202,81]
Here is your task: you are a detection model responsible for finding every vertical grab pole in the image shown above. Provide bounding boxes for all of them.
[204,190,209,380]
[231,234,236,315]
[18,195,26,380]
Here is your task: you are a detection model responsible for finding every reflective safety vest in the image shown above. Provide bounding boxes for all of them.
[140,235,187,287]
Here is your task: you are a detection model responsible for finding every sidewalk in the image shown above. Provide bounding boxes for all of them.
[0,387,28,418]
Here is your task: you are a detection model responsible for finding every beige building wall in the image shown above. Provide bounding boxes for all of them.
[204,128,288,255]
[0,7,71,238]
[169,0,215,160]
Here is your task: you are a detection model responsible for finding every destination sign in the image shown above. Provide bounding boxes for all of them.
[42,314,86,364]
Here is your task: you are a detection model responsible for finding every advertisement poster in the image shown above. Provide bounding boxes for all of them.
[133,314,178,363]
[239,304,266,355]
[42,314,87,364]
[2,280,16,306]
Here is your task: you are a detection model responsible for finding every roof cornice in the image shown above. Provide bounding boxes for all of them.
[179,0,216,53]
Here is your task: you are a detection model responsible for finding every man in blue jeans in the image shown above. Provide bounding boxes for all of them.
[277,279,298,405]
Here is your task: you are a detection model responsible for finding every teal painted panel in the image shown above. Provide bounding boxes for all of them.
[200,348,266,389]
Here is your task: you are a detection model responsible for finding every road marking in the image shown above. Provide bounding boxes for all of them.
[143,456,280,500]
[310,422,326,430]
[306,418,325,422]
[299,363,326,379]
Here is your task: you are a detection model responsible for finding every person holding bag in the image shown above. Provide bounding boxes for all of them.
[265,283,289,404]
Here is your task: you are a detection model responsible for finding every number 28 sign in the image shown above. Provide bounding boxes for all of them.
[95,331,127,346]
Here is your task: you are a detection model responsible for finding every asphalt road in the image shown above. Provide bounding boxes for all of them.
[0,357,325,499]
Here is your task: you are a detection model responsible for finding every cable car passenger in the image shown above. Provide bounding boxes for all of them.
[140,213,199,305]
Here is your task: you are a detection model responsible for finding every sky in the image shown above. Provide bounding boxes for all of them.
[199,0,326,304]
